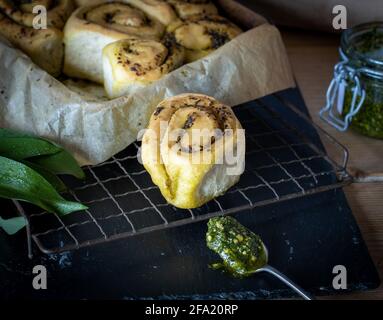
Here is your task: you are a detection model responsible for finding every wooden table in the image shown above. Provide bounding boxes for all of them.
[281,28,383,299]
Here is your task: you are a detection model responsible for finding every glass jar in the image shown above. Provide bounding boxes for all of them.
[320,22,383,139]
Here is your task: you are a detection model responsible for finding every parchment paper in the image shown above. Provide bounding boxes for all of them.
[0,23,295,165]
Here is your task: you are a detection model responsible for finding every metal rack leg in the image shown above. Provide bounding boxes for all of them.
[13,200,33,259]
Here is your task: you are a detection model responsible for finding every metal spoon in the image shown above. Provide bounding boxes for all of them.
[256,244,314,300]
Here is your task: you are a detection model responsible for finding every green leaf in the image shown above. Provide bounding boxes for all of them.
[0,156,87,216]
[0,128,31,139]
[22,160,67,193]
[0,216,27,235]
[0,128,61,160]
[30,150,85,179]
[0,128,85,179]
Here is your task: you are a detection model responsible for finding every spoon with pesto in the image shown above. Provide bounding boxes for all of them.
[206,216,314,300]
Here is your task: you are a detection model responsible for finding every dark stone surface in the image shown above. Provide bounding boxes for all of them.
[0,89,380,299]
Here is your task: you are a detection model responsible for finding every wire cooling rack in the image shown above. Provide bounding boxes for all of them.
[15,93,352,256]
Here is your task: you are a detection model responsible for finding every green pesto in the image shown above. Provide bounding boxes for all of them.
[350,27,383,56]
[343,80,383,139]
[206,216,267,278]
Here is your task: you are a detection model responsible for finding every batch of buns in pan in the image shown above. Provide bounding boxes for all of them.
[0,0,242,99]
[0,0,246,208]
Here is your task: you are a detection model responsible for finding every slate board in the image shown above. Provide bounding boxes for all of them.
[0,88,380,299]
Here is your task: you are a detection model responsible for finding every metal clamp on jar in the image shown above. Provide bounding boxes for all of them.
[320,22,383,139]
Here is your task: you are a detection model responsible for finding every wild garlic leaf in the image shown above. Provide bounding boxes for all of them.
[30,149,85,179]
[0,128,61,160]
[22,160,67,193]
[0,156,87,216]
[0,128,85,179]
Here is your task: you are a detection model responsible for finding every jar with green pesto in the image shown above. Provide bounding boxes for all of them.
[320,22,383,139]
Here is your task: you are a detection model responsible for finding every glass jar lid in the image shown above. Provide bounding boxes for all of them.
[341,22,383,79]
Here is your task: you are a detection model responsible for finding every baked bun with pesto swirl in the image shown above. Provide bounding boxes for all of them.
[0,0,75,76]
[166,14,242,63]
[75,0,214,23]
[0,0,74,29]
[166,0,217,19]
[141,93,245,209]
[103,38,184,98]
[123,0,177,26]
[63,2,165,83]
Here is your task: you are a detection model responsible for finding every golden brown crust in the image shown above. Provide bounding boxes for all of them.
[166,0,217,19]
[113,40,183,80]
[103,38,184,98]
[64,5,133,44]
[124,0,177,26]
[75,1,216,22]
[167,14,242,62]
[150,93,240,153]
[64,3,165,43]
[83,2,164,39]
[74,0,106,7]
[0,1,71,76]
[0,0,75,29]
